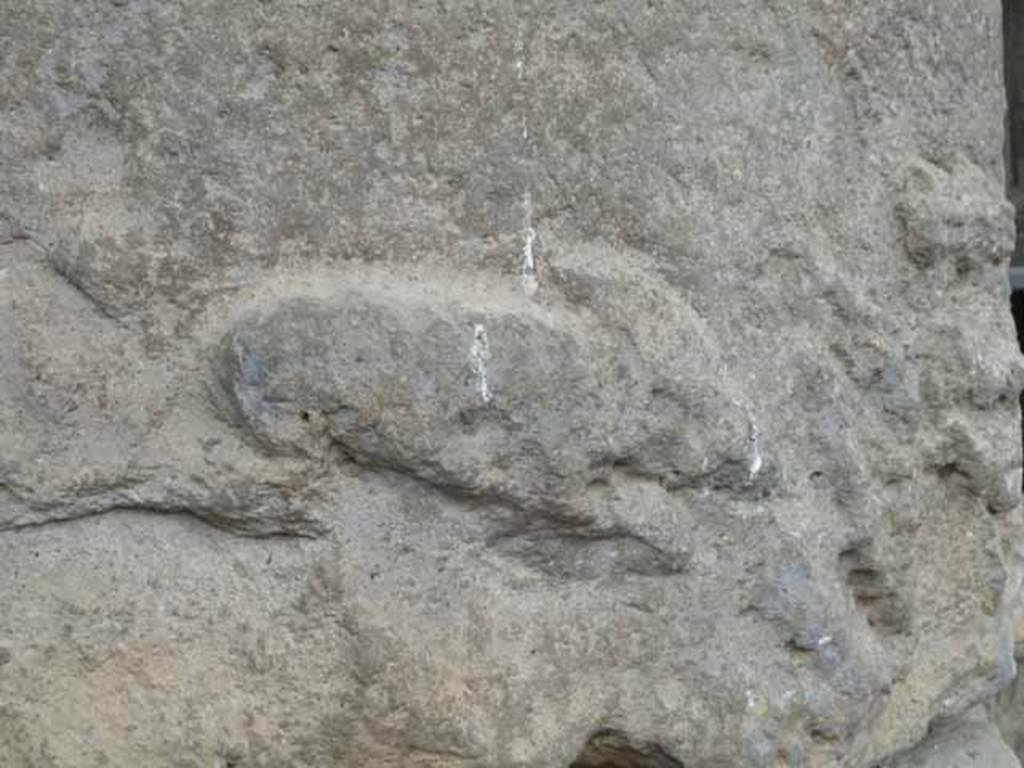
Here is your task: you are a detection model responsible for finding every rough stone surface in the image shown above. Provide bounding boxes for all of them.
[1,1,1023,767]
[885,712,1022,768]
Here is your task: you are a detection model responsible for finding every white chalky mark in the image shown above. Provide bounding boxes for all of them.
[520,191,539,296]
[519,53,528,142]
[731,400,764,480]
[470,324,492,404]
[817,635,832,647]
[747,418,762,479]
[514,30,538,296]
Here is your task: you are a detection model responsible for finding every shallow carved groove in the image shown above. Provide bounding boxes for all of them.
[490,529,686,580]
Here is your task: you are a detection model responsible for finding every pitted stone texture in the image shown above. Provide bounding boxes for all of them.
[896,155,1016,274]
[885,715,1022,768]
[1,1,1023,766]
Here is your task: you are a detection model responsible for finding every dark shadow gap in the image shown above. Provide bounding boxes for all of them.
[1008,0,1024,199]
[1005,0,1024,491]
[1011,290,1024,353]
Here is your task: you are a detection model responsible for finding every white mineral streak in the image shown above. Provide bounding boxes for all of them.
[470,323,492,404]
[516,32,538,296]
[747,418,763,479]
[733,399,763,480]
[515,33,528,141]
[521,191,539,296]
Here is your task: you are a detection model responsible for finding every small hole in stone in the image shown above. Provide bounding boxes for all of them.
[300,410,311,422]
[570,730,684,768]
[839,542,908,636]
[784,637,818,655]
[808,723,841,743]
